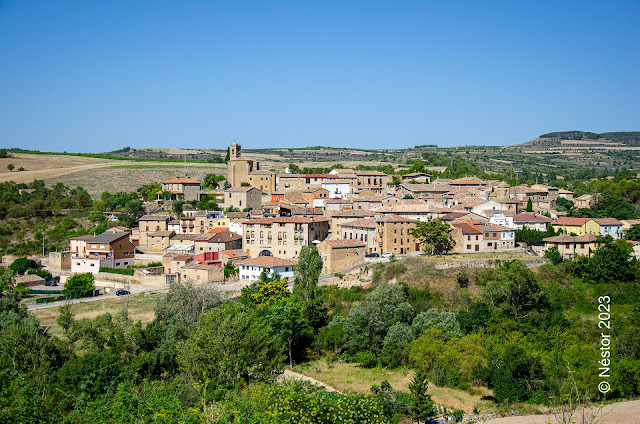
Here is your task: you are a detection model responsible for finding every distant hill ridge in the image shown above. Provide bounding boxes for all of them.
[509,130,640,149]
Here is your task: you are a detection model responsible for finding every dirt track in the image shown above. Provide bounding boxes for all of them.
[484,399,640,424]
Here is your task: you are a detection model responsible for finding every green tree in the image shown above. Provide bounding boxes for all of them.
[223,260,238,281]
[172,200,184,216]
[6,164,14,171]
[121,199,144,228]
[224,147,230,163]
[484,260,545,320]
[626,224,640,241]
[342,283,414,355]
[409,368,435,421]
[241,269,290,307]
[411,309,462,338]
[177,302,284,389]
[62,273,95,298]
[574,237,636,283]
[409,218,454,255]
[293,245,323,303]
[544,246,564,265]
[8,257,36,275]
[269,296,312,368]
[526,198,533,212]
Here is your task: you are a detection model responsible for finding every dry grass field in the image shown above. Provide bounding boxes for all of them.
[294,360,492,412]
[30,291,162,338]
[46,164,226,196]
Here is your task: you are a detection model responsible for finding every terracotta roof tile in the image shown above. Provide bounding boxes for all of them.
[237,256,298,267]
[322,239,366,248]
[162,178,200,184]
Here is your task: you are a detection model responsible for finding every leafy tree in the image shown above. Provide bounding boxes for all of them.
[484,260,546,320]
[293,245,322,303]
[120,199,144,228]
[6,164,14,171]
[8,257,36,275]
[202,173,219,189]
[411,309,462,338]
[178,302,284,389]
[269,296,312,368]
[591,193,638,220]
[62,273,95,298]
[241,269,290,307]
[516,225,555,246]
[223,260,238,280]
[380,322,413,367]
[626,224,640,241]
[544,246,564,265]
[224,147,230,163]
[342,283,414,355]
[409,368,435,421]
[172,200,184,216]
[526,198,533,212]
[574,237,636,283]
[556,197,574,212]
[409,218,454,255]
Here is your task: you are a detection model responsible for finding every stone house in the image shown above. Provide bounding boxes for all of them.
[242,216,329,260]
[317,239,366,274]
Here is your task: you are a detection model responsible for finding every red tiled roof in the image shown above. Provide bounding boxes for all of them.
[322,239,366,248]
[221,249,249,258]
[245,216,329,224]
[71,235,95,241]
[342,218,377,228]
[513,213,552,223]
[162,178,200,184]
[237,256,298,267]
[593,218,622,226]
[196,230,242,243]
[553,217,589,226]
[452,222,483,235]
[149,231,176,237]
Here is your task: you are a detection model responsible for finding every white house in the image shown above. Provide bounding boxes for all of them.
[236,256,297,281]
[512,213,552,231]
[322,181,352,199]
[470,200,509,216]
[592,218,624,240]
[488,212,514,228]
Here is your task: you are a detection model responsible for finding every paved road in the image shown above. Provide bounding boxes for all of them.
[27,284,165,311]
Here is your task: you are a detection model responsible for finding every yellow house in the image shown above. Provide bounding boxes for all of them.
[583,219,600,236]
[551,217,590,235]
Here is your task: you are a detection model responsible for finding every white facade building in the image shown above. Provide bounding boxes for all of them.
[236,256,297,281]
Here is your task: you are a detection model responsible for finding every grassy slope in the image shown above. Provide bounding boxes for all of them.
[29,291,162,338]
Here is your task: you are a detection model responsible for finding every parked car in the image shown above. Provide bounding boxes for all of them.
[115,289,130,296]
[365,253,379,258]
[381,253,394,258]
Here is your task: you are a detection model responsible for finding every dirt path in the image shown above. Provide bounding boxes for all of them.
[279,369,339,392]
[482,399,640,424]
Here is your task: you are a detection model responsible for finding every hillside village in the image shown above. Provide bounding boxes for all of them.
[45,142,637,286]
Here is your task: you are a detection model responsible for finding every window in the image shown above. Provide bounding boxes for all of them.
[475,236,479,240]
[475,245,479,251]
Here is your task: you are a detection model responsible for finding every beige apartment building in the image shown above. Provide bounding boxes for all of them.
[242,216,329,259]
[224,186,263,211]
[138,214,171,247]
[341,218,378,255]
[451,222,484,253]
[375,215,420,255]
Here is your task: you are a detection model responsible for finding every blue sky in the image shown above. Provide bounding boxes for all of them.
[1,1,639,152]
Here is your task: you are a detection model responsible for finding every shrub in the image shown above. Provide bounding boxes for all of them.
[353,350,378,368]
[456,271,469,288]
